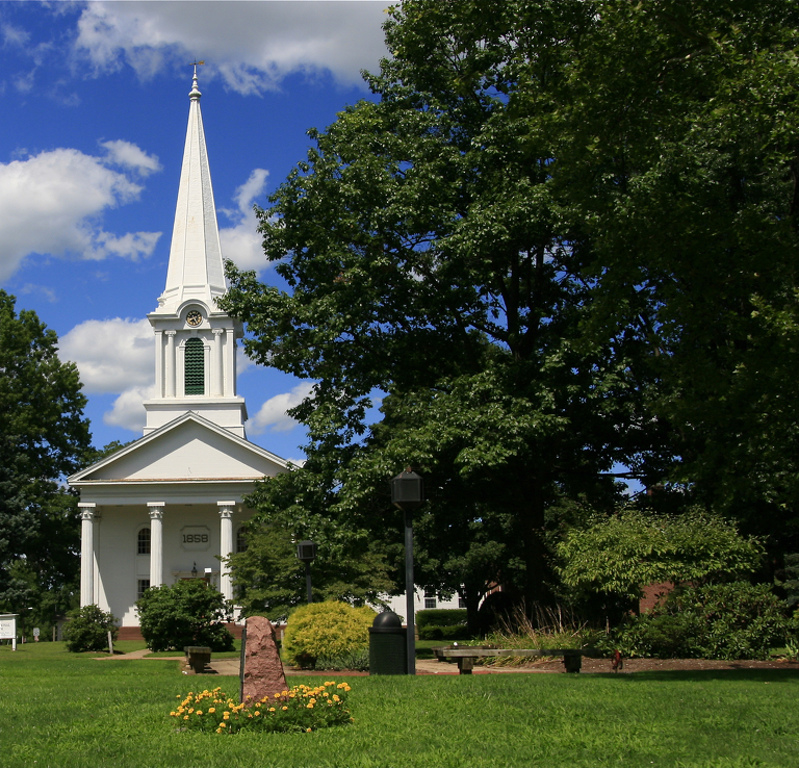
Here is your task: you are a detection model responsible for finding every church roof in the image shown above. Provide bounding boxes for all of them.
[68,411,291,497]
[155,66,226,314]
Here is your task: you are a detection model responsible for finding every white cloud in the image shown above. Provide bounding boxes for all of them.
[247,382,314,435]
[0,147,162,282]
[220,168,269,271]
[60,317,154,394]
[104,384,153,432]
[74,1,389,93]
[100,139,162,176]
[62,316,156,433]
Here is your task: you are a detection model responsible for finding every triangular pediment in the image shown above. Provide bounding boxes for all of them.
[69,412,290,484]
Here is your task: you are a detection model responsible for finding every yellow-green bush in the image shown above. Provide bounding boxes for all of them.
[283,601,376,668]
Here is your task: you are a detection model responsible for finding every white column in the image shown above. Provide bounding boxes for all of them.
[212,329,224,396]
[218,501,235,601]
[148,502,165,587]
[154,330,164,398]
[165,332,176,397]
[225,328,235,396]
[79,503,96,606]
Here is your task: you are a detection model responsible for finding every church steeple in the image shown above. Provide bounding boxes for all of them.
[158,63,226,312]
[144,67,248,437]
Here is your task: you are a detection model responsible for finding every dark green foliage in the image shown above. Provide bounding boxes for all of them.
[416,609,467,629]
[63,604,118,653]
[615,582,792,660]
[782,553,799,607]
[228,517,393,622]
[418,625,472,642]
[136,580,234,652]
[416,608,471,640]
[222,0,799,624]
[0,290,91,620]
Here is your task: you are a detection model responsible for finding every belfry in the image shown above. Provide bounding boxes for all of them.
[69,69,288,631]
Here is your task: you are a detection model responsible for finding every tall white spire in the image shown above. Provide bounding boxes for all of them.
[144,66,248,438]
[157,63,226,313]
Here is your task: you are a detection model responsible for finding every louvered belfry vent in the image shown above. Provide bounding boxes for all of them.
[185,338,204,395]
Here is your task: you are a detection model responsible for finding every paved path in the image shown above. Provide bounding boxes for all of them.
[97,648,567,676]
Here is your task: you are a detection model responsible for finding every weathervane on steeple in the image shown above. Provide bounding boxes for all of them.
[189,60,204,99]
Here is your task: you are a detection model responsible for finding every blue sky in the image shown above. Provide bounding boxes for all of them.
[0,1,389,465]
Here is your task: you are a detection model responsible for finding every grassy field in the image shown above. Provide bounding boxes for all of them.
[1,642,798,768]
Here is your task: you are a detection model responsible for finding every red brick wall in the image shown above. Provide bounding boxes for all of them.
[639,582,673,613]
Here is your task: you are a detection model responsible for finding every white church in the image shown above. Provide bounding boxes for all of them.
[68,69,290,634]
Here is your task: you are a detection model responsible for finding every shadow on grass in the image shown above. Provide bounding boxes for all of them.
[592,668,799,684]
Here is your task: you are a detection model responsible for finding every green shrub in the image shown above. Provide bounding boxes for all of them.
[416,609,467,629]
[315,647,370,671]
[282,601,376,669]
[417,608,470,641]
[615,581,791,660]
[136,579,234,652]
[63,604,118,653]
[418,624,473,641]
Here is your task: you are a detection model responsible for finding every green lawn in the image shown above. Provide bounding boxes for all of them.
[1,642,797,768]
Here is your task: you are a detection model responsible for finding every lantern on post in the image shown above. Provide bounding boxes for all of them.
[391,468,424,675]
[296,540,317,603]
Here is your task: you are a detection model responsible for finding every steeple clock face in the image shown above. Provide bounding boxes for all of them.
[185,309,203,327]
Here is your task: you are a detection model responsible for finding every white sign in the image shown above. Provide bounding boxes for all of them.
[0,615,17,640]
[180,525,211,551]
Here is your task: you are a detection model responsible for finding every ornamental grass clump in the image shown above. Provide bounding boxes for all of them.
[170,682,353,734]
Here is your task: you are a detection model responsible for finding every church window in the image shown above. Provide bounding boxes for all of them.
[137,528,151,555]
[185,338,204,394]
[236,527,248,553]
[137,579,151,599]
[424,588,437,610]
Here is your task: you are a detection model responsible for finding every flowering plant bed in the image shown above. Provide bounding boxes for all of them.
[171,681,353,734]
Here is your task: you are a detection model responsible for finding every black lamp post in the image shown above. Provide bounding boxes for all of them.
[391,468,424,675]
[296,540,317,603]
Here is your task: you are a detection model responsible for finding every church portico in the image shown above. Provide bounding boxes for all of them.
[75,486,267,626]
[69,68,290,628]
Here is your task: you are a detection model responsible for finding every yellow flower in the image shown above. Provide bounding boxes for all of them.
[254,711,260,716]
[282,706,288,711]
[306,703,314,709]
[306,727,312,733]
[196,710,203,716]
[208,707,215,714]
[219,722,226,729]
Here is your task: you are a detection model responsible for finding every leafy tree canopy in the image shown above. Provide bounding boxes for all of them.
[0,290,91,618]
[222,0,799,617]
[556,508,765,603]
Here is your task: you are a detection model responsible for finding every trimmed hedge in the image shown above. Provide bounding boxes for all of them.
[416,609,467,628]
[416,608,471,641]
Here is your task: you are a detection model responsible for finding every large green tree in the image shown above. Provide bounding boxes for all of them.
[223,0,799,620]
[0,290,91,624]
[222,0,653,621]
[549,0,799,557]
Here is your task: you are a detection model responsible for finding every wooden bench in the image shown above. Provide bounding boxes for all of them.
[432,645,587,674]
[184,645,212,674]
